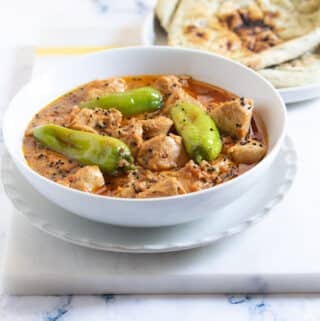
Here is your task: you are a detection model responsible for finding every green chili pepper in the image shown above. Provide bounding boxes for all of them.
[80,87,163,116]
[170,102,222,163]
[33,124,135,175]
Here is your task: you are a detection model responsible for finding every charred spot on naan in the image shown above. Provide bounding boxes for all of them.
[183,25,210,44]
[219,6,281,53]
[183,23,243,55]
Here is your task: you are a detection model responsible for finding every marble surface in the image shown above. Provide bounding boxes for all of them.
[2,294,320,321]
[1,0,320,319]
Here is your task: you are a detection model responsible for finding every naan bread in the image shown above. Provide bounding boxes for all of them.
[168,0,320,69]
[258,48,320,88]
[156,0,181,31]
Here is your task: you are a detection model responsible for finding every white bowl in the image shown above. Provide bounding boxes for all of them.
[2,46,287,227]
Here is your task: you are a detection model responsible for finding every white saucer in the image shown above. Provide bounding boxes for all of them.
[2,136,297,253]
[279,83,320,104]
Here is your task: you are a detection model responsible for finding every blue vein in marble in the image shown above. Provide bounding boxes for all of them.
[43,296,72,321]
[250,299,269,316]
[135,0,150,13]
[227,295,251,304]
[256,303,265,308]
[101,294,115,303]
[91,0,152,15]
[227,295,277,320]
[92,0,109,13]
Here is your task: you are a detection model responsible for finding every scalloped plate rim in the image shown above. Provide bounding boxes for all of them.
[1,136,297,253]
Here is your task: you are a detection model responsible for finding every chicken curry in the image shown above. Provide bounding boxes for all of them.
[23,75,267,198]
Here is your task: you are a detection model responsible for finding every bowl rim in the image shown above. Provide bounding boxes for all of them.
[2,45,287,203]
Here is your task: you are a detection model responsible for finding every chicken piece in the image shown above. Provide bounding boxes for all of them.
[209,97,254,139]
[153,75,182,95]
[162,88,206,115]
[137,134,188,171]
[113,180,150,198]
[177,156,237,192]
[228,139,267,164]
[69,107,97,134]
[69,106,122,136]
[140,116,173,139]
[59,165,105,193]
[177,160,214,193]
[113,186,136,198]
[137,177,186,198]
[111,167,159,198]
[86,78,127,100]
[118,119,144,156]
[208,156,238,183]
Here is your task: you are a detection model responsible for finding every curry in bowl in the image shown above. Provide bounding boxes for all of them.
[23,75,267,198]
